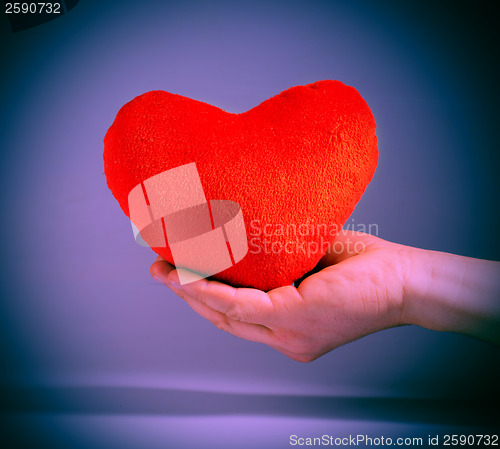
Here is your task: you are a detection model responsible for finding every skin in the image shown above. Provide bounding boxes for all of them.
[150,231,500,362]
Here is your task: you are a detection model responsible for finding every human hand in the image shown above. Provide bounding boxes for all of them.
[150,231,412,362]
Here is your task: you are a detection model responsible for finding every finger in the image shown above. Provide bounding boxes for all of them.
[318,230,380,267]
[172,285,316,361]
[168,284,276,346]
[150,257,175,281]
[167,269,278,326]
[176,283,316,362]
[171,280,318,363]
[156,268,312,359]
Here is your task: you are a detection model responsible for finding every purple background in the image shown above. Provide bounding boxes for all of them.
[0,0,499,447]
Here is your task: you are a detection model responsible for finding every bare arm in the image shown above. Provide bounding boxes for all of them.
[402,247,500,344]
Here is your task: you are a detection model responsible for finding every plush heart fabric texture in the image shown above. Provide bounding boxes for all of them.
[104,80,378,291]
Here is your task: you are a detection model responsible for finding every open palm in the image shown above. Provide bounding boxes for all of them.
[150,231,410,362]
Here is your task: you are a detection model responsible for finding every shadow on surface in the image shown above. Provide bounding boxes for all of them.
[0,386,499,427]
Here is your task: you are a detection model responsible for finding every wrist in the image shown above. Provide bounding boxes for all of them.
[399,246,435,328]
[400,245,500,343]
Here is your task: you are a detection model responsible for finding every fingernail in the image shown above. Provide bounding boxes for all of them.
[166,271,183,290]
[153,274,182,290]
[167,279,182,290]
[153,275,167,285]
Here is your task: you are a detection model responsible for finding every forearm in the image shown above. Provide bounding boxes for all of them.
[402,246,500,344]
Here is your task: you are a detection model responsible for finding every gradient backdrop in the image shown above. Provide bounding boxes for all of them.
[0,0,499,448]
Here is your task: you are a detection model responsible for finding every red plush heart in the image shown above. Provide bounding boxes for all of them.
[104,80,377,291]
